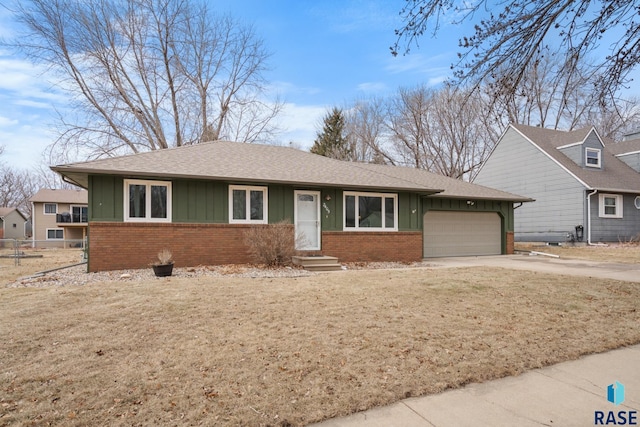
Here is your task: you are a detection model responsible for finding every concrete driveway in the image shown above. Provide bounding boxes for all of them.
[426,254,640,283]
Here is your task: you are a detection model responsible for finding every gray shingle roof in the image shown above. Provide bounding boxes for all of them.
[512,124,640,193]
[606,137,640,156]
[52,141,531,201]
[29,189,88,204]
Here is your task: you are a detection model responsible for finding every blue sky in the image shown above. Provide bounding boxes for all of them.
[0,0,467,168]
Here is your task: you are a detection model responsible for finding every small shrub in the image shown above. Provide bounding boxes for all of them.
[154,248,173,266]
[244,220,295,266]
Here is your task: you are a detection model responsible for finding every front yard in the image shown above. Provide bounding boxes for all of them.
[1,257,639,426]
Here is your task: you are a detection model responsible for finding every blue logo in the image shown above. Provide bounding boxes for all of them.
[608,381,626,406]
[595,381,637,425]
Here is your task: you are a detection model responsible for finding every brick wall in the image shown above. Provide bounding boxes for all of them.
[506,231,514,255]
[321,231,423,263]
[89,222,259,272]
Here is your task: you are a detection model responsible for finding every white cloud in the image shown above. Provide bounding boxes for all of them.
[310,0,400,34]
[0,116,19,127]
[357,82,388,93]
[275,102,327,149]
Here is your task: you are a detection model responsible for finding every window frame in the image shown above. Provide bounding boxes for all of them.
[46,228,64,240]
[71,205,89,223]
[124,179,172,223]
[599,193,623,218]
[343,191,398,231]
[585,147,601,168]
[228,185,268,224]
[43,203,58,215]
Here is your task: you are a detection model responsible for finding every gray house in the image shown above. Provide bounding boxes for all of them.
[474,124,640,243]
[0,207,27,240]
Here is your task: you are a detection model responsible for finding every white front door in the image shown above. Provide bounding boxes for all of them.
[294,190,321,250]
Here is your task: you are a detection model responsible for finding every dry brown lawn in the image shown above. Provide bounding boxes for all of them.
[515,242,640,263]
[0,247,85,284]
[1,258,640,426]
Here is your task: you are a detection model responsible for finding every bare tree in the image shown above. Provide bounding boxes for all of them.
[392,1,640,103]
[9,0,281,159]
[343,97,394,164]
[486,48,640,139]
[0,167,41,216]
[386,85,498,180]
[576,96,640,140]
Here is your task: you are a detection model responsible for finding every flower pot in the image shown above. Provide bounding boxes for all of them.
[152,263,174,277]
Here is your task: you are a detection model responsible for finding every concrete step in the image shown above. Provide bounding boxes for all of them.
[292,255,342,271]
[292,255,339,266]
[302,263,344,272]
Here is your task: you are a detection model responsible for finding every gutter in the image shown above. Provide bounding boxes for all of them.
[586,189,606,246]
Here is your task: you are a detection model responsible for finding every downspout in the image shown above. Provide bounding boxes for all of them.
[31,201,36,249]
[586,189,600,245]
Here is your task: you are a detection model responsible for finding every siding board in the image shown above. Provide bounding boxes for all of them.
[474,128,586,242]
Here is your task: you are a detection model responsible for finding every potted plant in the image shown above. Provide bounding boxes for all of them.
[152,248,174,277]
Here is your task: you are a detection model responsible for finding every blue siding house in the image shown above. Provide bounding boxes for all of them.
[474,124,640,243]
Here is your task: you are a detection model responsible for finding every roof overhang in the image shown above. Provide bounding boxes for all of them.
[51,166,446,195]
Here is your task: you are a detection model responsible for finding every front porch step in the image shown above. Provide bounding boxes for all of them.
[292,255,343,272]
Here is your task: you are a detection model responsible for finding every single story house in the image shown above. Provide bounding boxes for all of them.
[29,188,88,247]
[474,123,640,243]
[0,207,27,240]
[51,141,530,272]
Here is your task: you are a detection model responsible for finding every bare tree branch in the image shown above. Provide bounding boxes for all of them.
[7,0,281,159]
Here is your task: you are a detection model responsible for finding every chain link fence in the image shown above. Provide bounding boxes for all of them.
[0,238,87,267]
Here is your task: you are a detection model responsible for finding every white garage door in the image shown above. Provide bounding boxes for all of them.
[423,211,502,257]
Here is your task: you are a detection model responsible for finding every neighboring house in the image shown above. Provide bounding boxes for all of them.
[0,207,27,240]
[51,141,530,272]
[29,189,88,247]
[474,123,640,243]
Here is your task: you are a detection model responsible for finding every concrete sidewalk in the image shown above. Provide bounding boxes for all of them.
[310,344,640,427]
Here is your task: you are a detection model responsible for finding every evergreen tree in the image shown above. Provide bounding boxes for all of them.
[310,108,350,160]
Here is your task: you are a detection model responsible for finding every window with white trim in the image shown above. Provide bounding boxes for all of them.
[71,205,88,223]
[599,194,623,218]
[124,179,171,222]
[585,148,601,168]
[344,192,397,231]
[229,185,268,224]
[46,228,64,240]
[44,203,57,214]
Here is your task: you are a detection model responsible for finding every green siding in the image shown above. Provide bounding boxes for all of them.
[86,175,516,251]
[268,185,294,223]
[320,188,341,231]
[88,175,123,221]
[398,192,421,231]
[173,180,224,223]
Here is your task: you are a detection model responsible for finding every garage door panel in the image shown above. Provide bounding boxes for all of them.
[424,211,501,257]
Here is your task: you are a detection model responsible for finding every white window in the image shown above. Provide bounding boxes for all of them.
[635,196,640,210]
[124,179,171,222]
[344,192,397,231]
[586,148,601,168]
[229,185,268,224]
[44,203,57,214]
[71,205,88,223]
[46,228,64,240]
[599,194,623,218]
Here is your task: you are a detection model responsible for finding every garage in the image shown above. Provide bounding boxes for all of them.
[423,211,502,257]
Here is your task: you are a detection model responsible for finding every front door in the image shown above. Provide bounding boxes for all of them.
[294,190,321,250]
